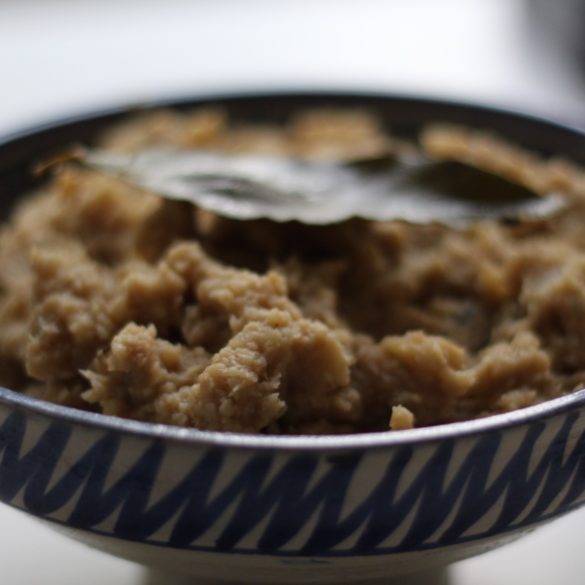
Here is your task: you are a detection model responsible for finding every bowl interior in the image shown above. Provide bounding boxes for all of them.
[1,90,585,450]
[1,91,584,220]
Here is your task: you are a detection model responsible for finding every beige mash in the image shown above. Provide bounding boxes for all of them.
[1,108,584,434]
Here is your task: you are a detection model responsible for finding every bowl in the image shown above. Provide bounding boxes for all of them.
[1,91,585,584]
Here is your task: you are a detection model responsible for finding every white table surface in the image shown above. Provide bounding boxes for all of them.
[1,1,584,583]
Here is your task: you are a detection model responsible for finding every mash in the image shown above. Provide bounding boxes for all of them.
[0,108,583,434]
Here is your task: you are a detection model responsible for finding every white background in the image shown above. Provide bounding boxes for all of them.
[1,1,584,583]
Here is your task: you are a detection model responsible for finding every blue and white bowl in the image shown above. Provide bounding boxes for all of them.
[1,92,584,583]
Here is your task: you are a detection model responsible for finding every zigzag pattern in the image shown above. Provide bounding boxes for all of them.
[0,408,584,555]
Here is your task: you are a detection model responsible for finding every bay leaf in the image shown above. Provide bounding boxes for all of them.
[74,147,565,226]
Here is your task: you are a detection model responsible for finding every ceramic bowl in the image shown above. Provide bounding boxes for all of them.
[1,92,585,584]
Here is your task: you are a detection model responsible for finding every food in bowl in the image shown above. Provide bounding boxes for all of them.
[0,108,584,434]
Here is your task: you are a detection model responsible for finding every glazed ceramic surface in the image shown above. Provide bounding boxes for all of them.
[1,92,585,583]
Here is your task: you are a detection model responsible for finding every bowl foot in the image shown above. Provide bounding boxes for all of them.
[140,567,450,585]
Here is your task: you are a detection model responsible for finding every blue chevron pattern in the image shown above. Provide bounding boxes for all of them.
[0,406,584,556]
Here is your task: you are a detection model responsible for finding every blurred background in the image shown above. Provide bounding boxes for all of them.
[1,0,585,136]
[0,0,584,583]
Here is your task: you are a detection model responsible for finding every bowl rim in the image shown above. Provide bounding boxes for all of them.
[1,88,585,452]
[3,385,585,451]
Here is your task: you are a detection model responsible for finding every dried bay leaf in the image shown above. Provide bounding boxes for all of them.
[74,147,565,226]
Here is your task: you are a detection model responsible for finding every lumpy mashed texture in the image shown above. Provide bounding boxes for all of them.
[1,108,584,434]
